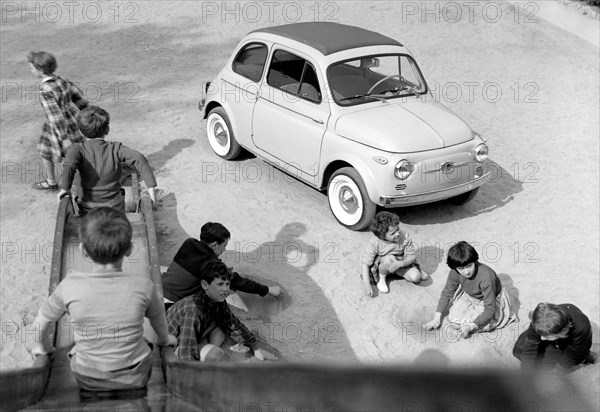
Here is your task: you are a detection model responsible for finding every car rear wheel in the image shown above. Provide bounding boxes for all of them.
[327,167,376,231]
[206,107,242,160]
[450,188,479,205]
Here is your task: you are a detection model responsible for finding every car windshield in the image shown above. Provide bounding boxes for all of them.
[327,54,427,106]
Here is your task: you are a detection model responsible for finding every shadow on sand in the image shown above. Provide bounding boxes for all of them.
[223,222,357,362]
[155,193,356,362]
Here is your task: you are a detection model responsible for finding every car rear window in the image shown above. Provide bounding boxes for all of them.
[232,43,268,82]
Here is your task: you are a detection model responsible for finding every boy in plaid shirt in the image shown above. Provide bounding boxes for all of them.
[28,51,88,190]
[166,260,276,362]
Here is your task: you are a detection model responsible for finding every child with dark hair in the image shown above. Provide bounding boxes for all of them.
[28,51,88,190]
[513,303,596,373]
[424,241,517,338]
[32,207,176,391]
[361,211,427,296]
[162,221,280,310]
[57,105,157,213]
[166,260,276,362]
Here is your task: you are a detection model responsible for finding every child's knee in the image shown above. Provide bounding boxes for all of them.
[200,344,224,362]
[208,327,225,347]
[378,255,396,274]
[404,267,423,283]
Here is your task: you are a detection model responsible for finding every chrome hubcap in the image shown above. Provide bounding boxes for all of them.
[214,123,228,146]
[339,186,358,214]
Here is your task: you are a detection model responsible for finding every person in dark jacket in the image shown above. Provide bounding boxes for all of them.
[162,222,280,310]
[513,302,596,374]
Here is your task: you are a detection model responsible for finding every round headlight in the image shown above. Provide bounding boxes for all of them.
[395,160,415,180]
[474,143,489,162]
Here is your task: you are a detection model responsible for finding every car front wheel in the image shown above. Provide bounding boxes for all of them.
[327,167,376,231]
[206,107,242,160]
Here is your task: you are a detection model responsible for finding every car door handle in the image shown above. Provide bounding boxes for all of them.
[311,118,324,124]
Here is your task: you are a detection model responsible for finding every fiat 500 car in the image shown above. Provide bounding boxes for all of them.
[199,22,490,230]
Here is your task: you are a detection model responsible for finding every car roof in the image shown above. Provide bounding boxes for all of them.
[250,22,403,56]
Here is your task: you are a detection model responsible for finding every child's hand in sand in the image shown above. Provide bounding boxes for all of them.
[254,348,277,361]
[268,286,281,297]
[31,343,54,359]
[458,323,477,339]
[424,313,442,330]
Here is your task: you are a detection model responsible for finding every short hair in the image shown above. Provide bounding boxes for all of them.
[446,241,479,269]
[27,51,57,75]
[531,303,570,336]
[202,260,232,284]
[370,211,400,240]
[77,106,110,139]
[79,207,132,264]
[200,222,230,245]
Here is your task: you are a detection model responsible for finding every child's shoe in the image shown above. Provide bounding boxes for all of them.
[32,180,58,191]
[377,278,389,293]
[583,351,598,365]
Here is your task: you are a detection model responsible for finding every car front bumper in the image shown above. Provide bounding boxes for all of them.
[379,172,490,207]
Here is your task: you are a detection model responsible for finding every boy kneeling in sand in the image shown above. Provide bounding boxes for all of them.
[32,207,176,392]
[162,221,280,311]
[513,302,597,374]
[58,105,157,214]
[361,211,428,296]
[166,260,276,362]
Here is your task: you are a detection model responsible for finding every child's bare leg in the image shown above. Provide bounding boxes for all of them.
[402,266,426,283]
[200,344,225,362]
[208,327,225,347]
[361,272,374,296]
[376,269,389,293]
[199,327,226,362]
[377,255,400,293]
[42,158,57,185]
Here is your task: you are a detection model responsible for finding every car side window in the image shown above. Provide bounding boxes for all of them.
[232,43,268,82]
[267,49,322,103]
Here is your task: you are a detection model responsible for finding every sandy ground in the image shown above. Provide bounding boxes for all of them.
[1,0,598,409]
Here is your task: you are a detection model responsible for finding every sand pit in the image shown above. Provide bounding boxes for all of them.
[1,1,598,409]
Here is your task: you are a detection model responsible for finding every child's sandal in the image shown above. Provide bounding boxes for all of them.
[32,180,58,191]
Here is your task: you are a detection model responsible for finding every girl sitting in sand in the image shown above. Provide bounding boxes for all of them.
[424,241,517,339]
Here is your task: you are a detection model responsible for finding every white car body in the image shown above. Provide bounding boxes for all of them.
[200,22,489,230]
